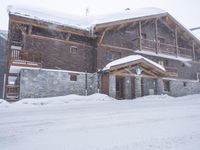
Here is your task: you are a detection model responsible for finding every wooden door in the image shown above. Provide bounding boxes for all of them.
[116,76,124,99]
[101,73,109,95]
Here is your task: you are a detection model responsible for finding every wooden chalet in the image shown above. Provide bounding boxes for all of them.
[5,6,200,100]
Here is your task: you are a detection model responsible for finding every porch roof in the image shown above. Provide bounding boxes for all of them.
[103,55,165,71]
[103,55,167,78]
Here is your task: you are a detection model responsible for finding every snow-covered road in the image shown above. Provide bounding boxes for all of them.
[0,94,200,150]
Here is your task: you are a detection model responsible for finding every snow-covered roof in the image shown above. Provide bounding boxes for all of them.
[8,5,166,31]
[103,55,165,71]
[0,30,8,40]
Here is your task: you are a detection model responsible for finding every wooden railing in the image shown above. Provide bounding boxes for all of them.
[11,49,43,66]
[140,38,193,58]
[178,47,193,59]
[6,85,20,99]
[165,67,178,77]
[11,41,23,47]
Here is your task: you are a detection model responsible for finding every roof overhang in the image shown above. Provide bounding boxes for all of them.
[103,55,173,78]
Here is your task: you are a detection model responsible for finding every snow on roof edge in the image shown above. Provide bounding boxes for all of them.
[7,5,167,32]
[103,55,165,71]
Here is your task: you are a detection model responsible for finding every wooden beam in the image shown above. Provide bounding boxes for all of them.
[100,44,134,52]
[138,21,142,51]
[98,29,107,45]
[28,25,32,35]
[28,34,92,48]
[66,33,71,41]
[175,26,178,57]
[94,13,168,31]
[10,16,89,37]
[8,73,18,77]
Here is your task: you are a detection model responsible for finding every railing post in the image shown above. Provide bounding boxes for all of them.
[192,41,196,61]
[175,27,178,57]
[138,21,142,51]
[155,19,158,54]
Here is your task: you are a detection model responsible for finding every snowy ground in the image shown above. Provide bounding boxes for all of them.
[0,94,200,150]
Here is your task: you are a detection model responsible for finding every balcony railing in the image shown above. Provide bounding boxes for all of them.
[11,49,43,67]
[6,85,20,100]
[165,67,178,77]
[140,38,193,59]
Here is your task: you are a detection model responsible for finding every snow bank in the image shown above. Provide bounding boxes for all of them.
[1,94,199,107]
[14,93,114,106]
[0,99,9,107]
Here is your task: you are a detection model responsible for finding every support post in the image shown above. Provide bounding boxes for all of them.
[124,77,132,99]
[156,78,164,95]
[85,72,88,96]
[155,19,158,54]
[134,76,141,98]
[175,27,178,57]
[2,74,6,99]
[28,25,32,35]
[138,21,142,51]
[109,74,116,98]
[192,41,196,61]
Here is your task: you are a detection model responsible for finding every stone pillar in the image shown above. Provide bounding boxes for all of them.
[109,74,116,98]
[135,76,141,98]
[156,78,163,95]
[124,77,132,99]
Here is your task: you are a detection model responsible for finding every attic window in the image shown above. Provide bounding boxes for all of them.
[70,46,78,54]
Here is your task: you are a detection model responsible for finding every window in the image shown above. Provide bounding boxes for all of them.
[158,37,165,43]
[158,59,168,67]
[106,50,121,61]
[141,33,147,39]
[114,52,121,60]
[163,80,170,92]
[70,74,77,81]
[183,82,187,87]
[106,51,113,61]
[70,46,78,54]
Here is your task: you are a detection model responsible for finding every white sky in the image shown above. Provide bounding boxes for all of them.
[0,0,200,37]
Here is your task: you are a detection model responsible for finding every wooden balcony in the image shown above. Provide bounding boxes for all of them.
[140,39,193,59]
[10,49,43,67]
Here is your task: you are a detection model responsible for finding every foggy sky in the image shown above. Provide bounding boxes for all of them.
[1,0,200,33]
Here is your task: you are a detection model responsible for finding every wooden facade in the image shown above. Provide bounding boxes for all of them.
[5,8,200,100]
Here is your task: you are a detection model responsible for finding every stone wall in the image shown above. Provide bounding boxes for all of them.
[142,78,157,96]
[165,79,200,97]
[0,34,7,98]
[19,69,98,99]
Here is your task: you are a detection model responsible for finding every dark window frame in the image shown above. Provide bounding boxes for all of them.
[70,74,77,81]
[70,46,78,54]
[163,80,170,92]
[106,50,122,61]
